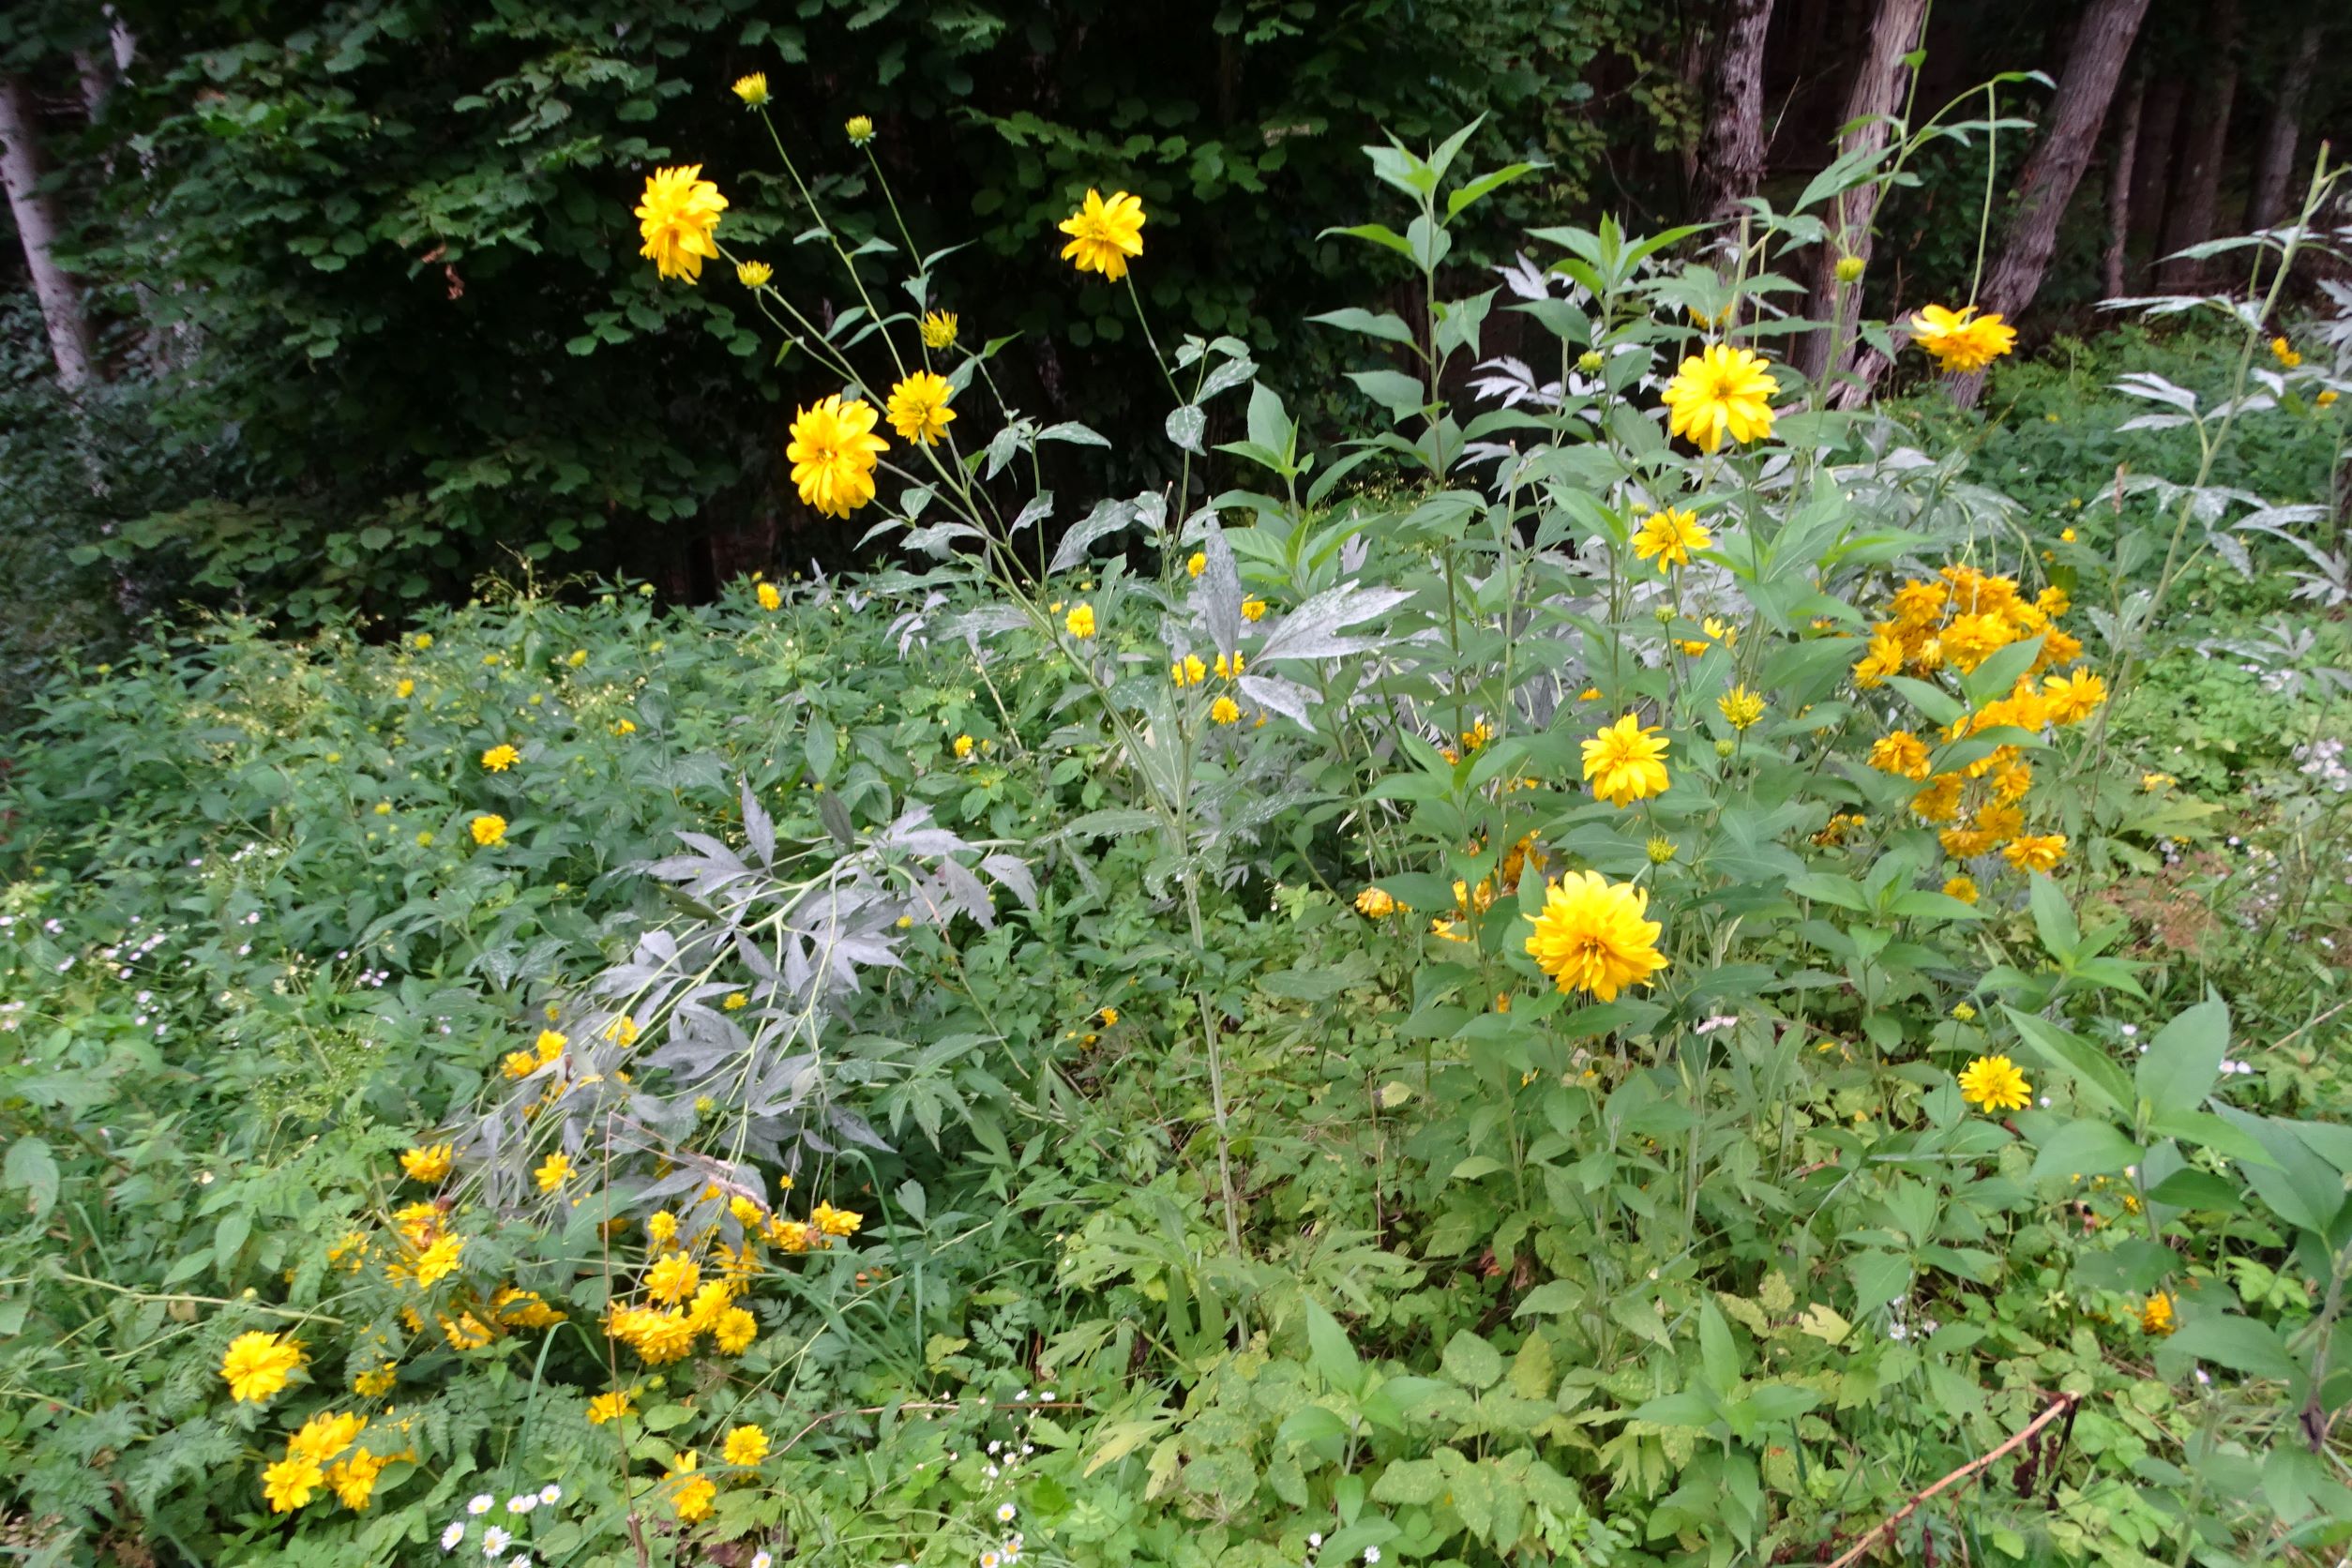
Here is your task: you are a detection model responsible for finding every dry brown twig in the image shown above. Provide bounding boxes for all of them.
[1818,1389,2086,1568]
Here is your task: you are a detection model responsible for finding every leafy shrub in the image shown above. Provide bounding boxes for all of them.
[7,92,2352,1568]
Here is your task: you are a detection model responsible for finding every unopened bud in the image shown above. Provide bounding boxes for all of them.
[1645,837,1678,865]
[1714,738,1736,759]
[1834,254,1865,284]
[1652,605,1676,625]
[1576,350,1606,375]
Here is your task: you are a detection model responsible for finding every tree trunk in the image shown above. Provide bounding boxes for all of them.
[0,74,98,392]
[2128,75,2182,252]
[1693,0,1779,224]
[2246,19,2322,232]
[1948,0,2152,408]
[2103,68,2143,297]
[1799,0,1931,384]
[2155,0,2241,291]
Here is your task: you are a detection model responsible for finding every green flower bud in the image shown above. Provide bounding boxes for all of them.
[1834,254,1865,284]
[1576,350,1606,375]
[1714,738,1737,759]
[1645,837,1677,865]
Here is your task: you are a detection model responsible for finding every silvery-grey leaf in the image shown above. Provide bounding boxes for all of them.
[1237,671,1319,727]
[936,856,995,929]
[1166,404,1206,453]
[1198,526,1244,656]
[1048,497,1136,574]
[979,852,1037,909]
[1014,491,1055,534]
[1257,584,1415,660]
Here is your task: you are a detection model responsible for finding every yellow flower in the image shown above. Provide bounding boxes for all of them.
[1646,836,1678,865]
[1660,343,1778,452]
[731,73,769,107]
[288,1410,366,1466]
[1909,304,2017,373]
[471,814,507,847]
[612,717,638,736]
[1716,685,1766,731]
[415,1234,464,1287]
[1170,654,1206,687]
[1957,1054,2031,1113]
[722,1424,770,1467]
[667,1453,716,1522]
[1354,886,1397,917]
[811,1200,862,1237]
[1098,1006,1120,1026]
[646,1211,679,1245]
[2003,833,2067,873]
[2270,336,2301,369]
[1209,696,1241,725]
[535,1028,566,1062]
[953,733,975,759]
[1942,875,1979,905]
[607,1014,640,1047]
[1834,254,1866,283]
[2320,390,2340,408]
[723,992,747,1011]
[586,1388,638,1425]
[920,309,959,349]
[325,1449,387,1510]
[1582,713,1670,807]
[634,165,728,283]
[1241,596,1267,622]
[845,113,874,144]
[400,1143,453,1184]
[352,1364,397,1397]
[412,632,432,650]
[1868,731,1932,780]
[1951,1003,1977,1021]
[886,370,957,445]
[534,1152,574,1193]
[2059,527,2076,543]
[736,259,772,288]
[481,743,520,772]
[1180,551,1207,581]
[501,1048,537,1079]
[1910,773,1964,823]
[2140,1291,2177,1335]
[1631,507,1712,571]
[262,1454,324,1514]
[1214,651,1244,680]
[645,1252,701,1305]
[2042,670,2106,725]
[221,1331,305,1404]
[1057,188,1146,280]
[395,678,415,699]
[2141,772,2176,792]
[1523,871,1669,1002]
[786,395,889,518]
[713,1305,759,1353]
[1064,602,1096,639]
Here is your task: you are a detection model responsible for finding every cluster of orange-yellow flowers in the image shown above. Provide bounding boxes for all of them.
[598,1185,863,1373]
[258,1409,415,1514]
[1855,565,2104,875]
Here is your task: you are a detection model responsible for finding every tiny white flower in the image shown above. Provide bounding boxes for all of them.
[998,1503,1018,1523]
[506,1494,535,1515]
[538,1484,562,1505]
[482,1527,511,1557]
[1364,1550,1380,1565]
[468,1496,494,1516]
[753,1554,774,1568]
[510,1558,531,1568]
[1309,1534,1323,1549]
[442,1523,467,1552]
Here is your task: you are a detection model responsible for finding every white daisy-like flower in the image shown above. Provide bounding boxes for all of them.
[997,1503,1018,1523]
[753,1554,773,1568]
[442,1523,467,1552]
[1309,1535,1323,1549]
[468,1496,495,1516]
[506,1495,535,1515]
[538,1484,562,1505]
[482,1527,511,1557]
[980,1553,1002,1568]
[511,1558,531,1568]
[1364,1550,1380,1565]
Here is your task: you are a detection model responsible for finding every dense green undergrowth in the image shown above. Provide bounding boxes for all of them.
[6,113,2352,1568]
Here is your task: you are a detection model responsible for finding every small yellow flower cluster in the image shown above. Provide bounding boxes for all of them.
[601,1186,863,1368]
[1853,566,2105,876]
[258,1409,412,1514]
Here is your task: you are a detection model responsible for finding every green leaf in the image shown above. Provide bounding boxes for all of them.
[1847,1251,1911,1316]
[1446,161,1540,219]
[1304,1298,1364,1395]
[1628,1391,1717,1428]
[2,1137,58,1219]
[2162,1316,2297,1381]
[1440,1330,1504,1390]
[2030,1119,2141,1183]
[2136,998,2229,1120]
[1306,308,1418,346]
[1346,369,1428,418]
[2002,1008,2133,1118]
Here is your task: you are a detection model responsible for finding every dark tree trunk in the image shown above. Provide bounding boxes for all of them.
[2156,0,2241,291]
[1694,0,1780,225]
[2128,74,2183,253]
[2103,68,2144,297]
[2246,19,2323,232]
[1799,0,1932,384]
[1949,0,2153,408]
